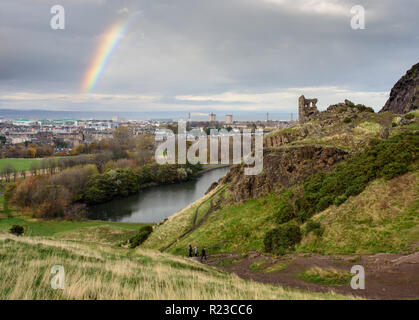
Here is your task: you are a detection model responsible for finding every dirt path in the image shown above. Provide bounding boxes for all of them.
[204,251,419,300]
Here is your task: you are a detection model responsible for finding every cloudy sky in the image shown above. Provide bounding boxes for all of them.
[0,0,418,117]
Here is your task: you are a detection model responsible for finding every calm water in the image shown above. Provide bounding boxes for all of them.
[87,166,229,223]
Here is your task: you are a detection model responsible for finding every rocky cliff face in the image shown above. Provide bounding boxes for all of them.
[219,146,348,203]
[381,62,419,114]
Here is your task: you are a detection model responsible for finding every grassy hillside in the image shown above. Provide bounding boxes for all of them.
[297,171,419,254]
[144,187,277,255]
[266,111,417,152]
[144,130,418,257]
[145,170,418,256]
[0,233,352,300]
[142,186,227,251]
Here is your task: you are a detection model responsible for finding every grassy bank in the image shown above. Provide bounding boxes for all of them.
[144,169,418,257]
[297,171,419,254]
[143,186,278,255]
[0,233,353,299]
[0,190,145,245]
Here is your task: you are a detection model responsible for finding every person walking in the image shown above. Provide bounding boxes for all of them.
[188,244,193,257]
[200,247,207,262]
[194,246,198,257]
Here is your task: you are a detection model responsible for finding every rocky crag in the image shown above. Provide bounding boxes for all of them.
[219,99,386,203]
[218,146,347,203]
[380,62,419,114]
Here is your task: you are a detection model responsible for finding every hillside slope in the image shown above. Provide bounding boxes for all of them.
[144,169,418,257]
[0,233,350,300]
[297,171,419,254]
[143,109,418,257]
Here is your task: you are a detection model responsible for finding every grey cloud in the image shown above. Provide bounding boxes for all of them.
[0,0,418,112]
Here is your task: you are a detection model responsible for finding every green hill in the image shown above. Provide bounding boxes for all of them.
[143,111,419,258]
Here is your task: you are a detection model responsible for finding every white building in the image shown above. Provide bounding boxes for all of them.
[209,113,216,122]
[225,114,233,124]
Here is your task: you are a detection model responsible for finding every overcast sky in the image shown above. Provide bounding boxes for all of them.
[0,0,418,115]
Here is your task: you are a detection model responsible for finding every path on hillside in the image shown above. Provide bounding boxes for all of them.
[160,186,224,252]
[205,250,419,300]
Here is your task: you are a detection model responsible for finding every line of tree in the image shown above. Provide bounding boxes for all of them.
[5,162,203,220]
[0,144,54,159]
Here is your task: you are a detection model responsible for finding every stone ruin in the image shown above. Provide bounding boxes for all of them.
[298,95,319,124]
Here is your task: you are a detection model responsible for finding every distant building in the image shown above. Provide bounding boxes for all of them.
[225,114,233,124]
[209,113,216,122]
[112,115,119,122]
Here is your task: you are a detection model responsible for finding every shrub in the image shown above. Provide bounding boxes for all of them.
[333,195,347,206]
[275,201,295,224]
[391,122,397,127]
[343,117,351,123]
[274,193,295,224]
[344,185,363,198]
[355,104,374,113]
[10,225,24,236]
[264,224,302,255]
[316,196,334,212]
[4,183,16,204]
[305,220,324,237]
[63,203,86,220]
[129,225,153,248]
[382,162,408,180]
[405,113,415,120]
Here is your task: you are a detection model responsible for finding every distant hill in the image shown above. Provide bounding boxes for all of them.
[380,62,419,114]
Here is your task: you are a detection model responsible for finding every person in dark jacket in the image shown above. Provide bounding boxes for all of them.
[188,244,193,257]
[200,247,207,262]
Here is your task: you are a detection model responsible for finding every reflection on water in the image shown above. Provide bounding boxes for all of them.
[87,167,229,223]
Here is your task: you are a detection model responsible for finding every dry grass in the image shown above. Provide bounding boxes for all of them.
[55,225,137,245]
[298,171,419,254]
[0,233,353,300]
[353,121,382,135]
[297,267,352,286]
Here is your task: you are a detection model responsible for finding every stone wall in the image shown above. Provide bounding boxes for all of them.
[298,95,319,124]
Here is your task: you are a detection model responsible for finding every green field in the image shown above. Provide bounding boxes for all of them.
[0,158,43,172]
[0,187,146,245]
[0,214,147,244]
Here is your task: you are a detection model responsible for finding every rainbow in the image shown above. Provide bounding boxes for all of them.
[82,20,129,93]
